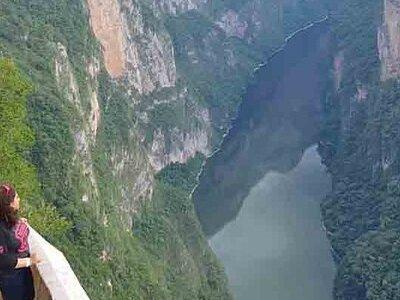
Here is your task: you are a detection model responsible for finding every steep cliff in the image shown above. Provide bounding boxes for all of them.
[150,0,206,14]
[319,0,400,298]
[0,0,327,298]
[379,0,400,81]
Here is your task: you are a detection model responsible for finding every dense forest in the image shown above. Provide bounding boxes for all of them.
[319,0,400,298]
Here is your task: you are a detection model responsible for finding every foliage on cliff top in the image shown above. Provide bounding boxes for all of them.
[135,155,232,299]
[0,58,70,238]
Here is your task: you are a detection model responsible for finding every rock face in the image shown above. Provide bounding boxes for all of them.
[81,0,289,199]
[151,0,206,14]
[379,0,400,80]
[54,43,99,201]
[78,0,212,214]
[86,58,101,138]
[318,1,400,298]
[120,0,177,95]
[214,0,280,44]
[86,0,176,94]
[52,0,218,222]
[108,141,154,220]
[85,0,214,174]
[334,51,344,91]
[216,9,249,39]
[86,0,126,78]
[148,106,211,171]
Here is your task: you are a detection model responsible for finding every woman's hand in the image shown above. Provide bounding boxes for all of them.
[15,254,42,269]
[30,253,42,265]
[20,218,28,224]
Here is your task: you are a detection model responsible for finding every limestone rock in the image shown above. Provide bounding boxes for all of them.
[379,0,400,80]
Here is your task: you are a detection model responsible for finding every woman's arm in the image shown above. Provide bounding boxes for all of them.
[14,253,41,269]
[0,253,41,270]
[0,219,41,270]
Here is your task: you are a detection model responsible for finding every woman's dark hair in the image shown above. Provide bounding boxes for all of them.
[0,183,18,228]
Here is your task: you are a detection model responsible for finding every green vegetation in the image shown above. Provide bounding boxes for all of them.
[0,58,229,299]
[0,0,330,298]
[164,1,328,144]
[0,0,231,298]
[319,0,400,298]
[135,155,231,299]
[0,59,69,237]
[165,8,278,144]
[283,0,329,33]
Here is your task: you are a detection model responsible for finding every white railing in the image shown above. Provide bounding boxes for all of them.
[28,227,90,300]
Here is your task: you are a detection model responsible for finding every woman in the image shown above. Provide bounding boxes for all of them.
[0,183,41,300]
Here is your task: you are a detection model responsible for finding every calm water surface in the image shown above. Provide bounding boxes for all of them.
[194,21,335,299]
[210,146,335,300]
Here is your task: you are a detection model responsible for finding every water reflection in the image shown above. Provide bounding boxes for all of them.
[210,146,335,300]
[193,21,335,299]
[194,22,331,237]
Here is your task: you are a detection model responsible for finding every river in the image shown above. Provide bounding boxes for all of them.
[193,21,335,299]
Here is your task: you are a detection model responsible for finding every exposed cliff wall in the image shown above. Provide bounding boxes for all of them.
[86,0,214,175]
[140,91,211,173]
[150,0,206,14]
[213,0,283,46]
[84,0,289,174]
[87,0,326,186]
[74,0,292,256]
[86,0,126,78]
[87,0,176,94]
[378,0,400,81]
[54,42,99,201]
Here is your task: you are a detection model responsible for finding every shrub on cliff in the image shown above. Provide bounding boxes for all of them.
[0,58,70,238]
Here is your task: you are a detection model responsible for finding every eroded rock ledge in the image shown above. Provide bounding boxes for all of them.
[379,0,400,81]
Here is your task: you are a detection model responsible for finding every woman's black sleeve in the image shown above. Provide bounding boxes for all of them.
[0,252,17,270]
[0,230,17,270]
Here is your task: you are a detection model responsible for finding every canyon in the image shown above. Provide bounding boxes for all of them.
[1,0,400,299]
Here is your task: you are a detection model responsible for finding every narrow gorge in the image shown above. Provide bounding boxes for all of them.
[1,0,400,299]
[194,20,336,299]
